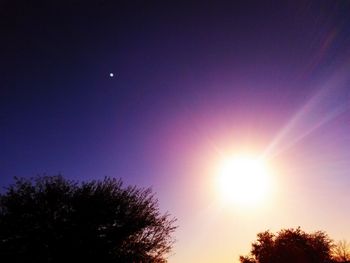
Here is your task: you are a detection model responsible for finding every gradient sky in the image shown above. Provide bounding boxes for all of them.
[1,1,350,262]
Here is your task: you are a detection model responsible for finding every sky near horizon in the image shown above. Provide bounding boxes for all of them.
[1,1,350,262]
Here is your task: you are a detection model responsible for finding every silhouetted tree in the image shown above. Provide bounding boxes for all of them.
[0,175,177,263]
[239,227,334,263]
[333,240,350,263]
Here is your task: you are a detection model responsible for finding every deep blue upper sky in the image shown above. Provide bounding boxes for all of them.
[1,0,350,188]
[2,2,350,262]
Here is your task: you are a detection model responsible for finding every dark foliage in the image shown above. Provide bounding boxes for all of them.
[0,176,176,262]
[240,227,334,263]
[332,240,350,263]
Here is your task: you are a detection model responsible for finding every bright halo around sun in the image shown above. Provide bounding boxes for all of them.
[217,155,272,207]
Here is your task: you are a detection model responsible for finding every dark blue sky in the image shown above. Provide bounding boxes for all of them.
[2,1,350,262]
[1,1,349,186]
[2,1,349,187]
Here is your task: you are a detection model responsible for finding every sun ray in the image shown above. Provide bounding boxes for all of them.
[263,65,350,160]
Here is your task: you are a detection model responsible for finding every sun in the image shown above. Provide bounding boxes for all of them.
[217,155,272,206]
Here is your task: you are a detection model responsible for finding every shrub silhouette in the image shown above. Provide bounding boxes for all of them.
[333,240,350,263]
[240,227,334,263]
[0,175,176,263]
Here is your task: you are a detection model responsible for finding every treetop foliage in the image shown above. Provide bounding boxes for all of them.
[240,227,336,263]
[0,175,177,263]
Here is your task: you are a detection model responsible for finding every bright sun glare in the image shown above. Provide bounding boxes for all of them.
[217,155,272,207]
